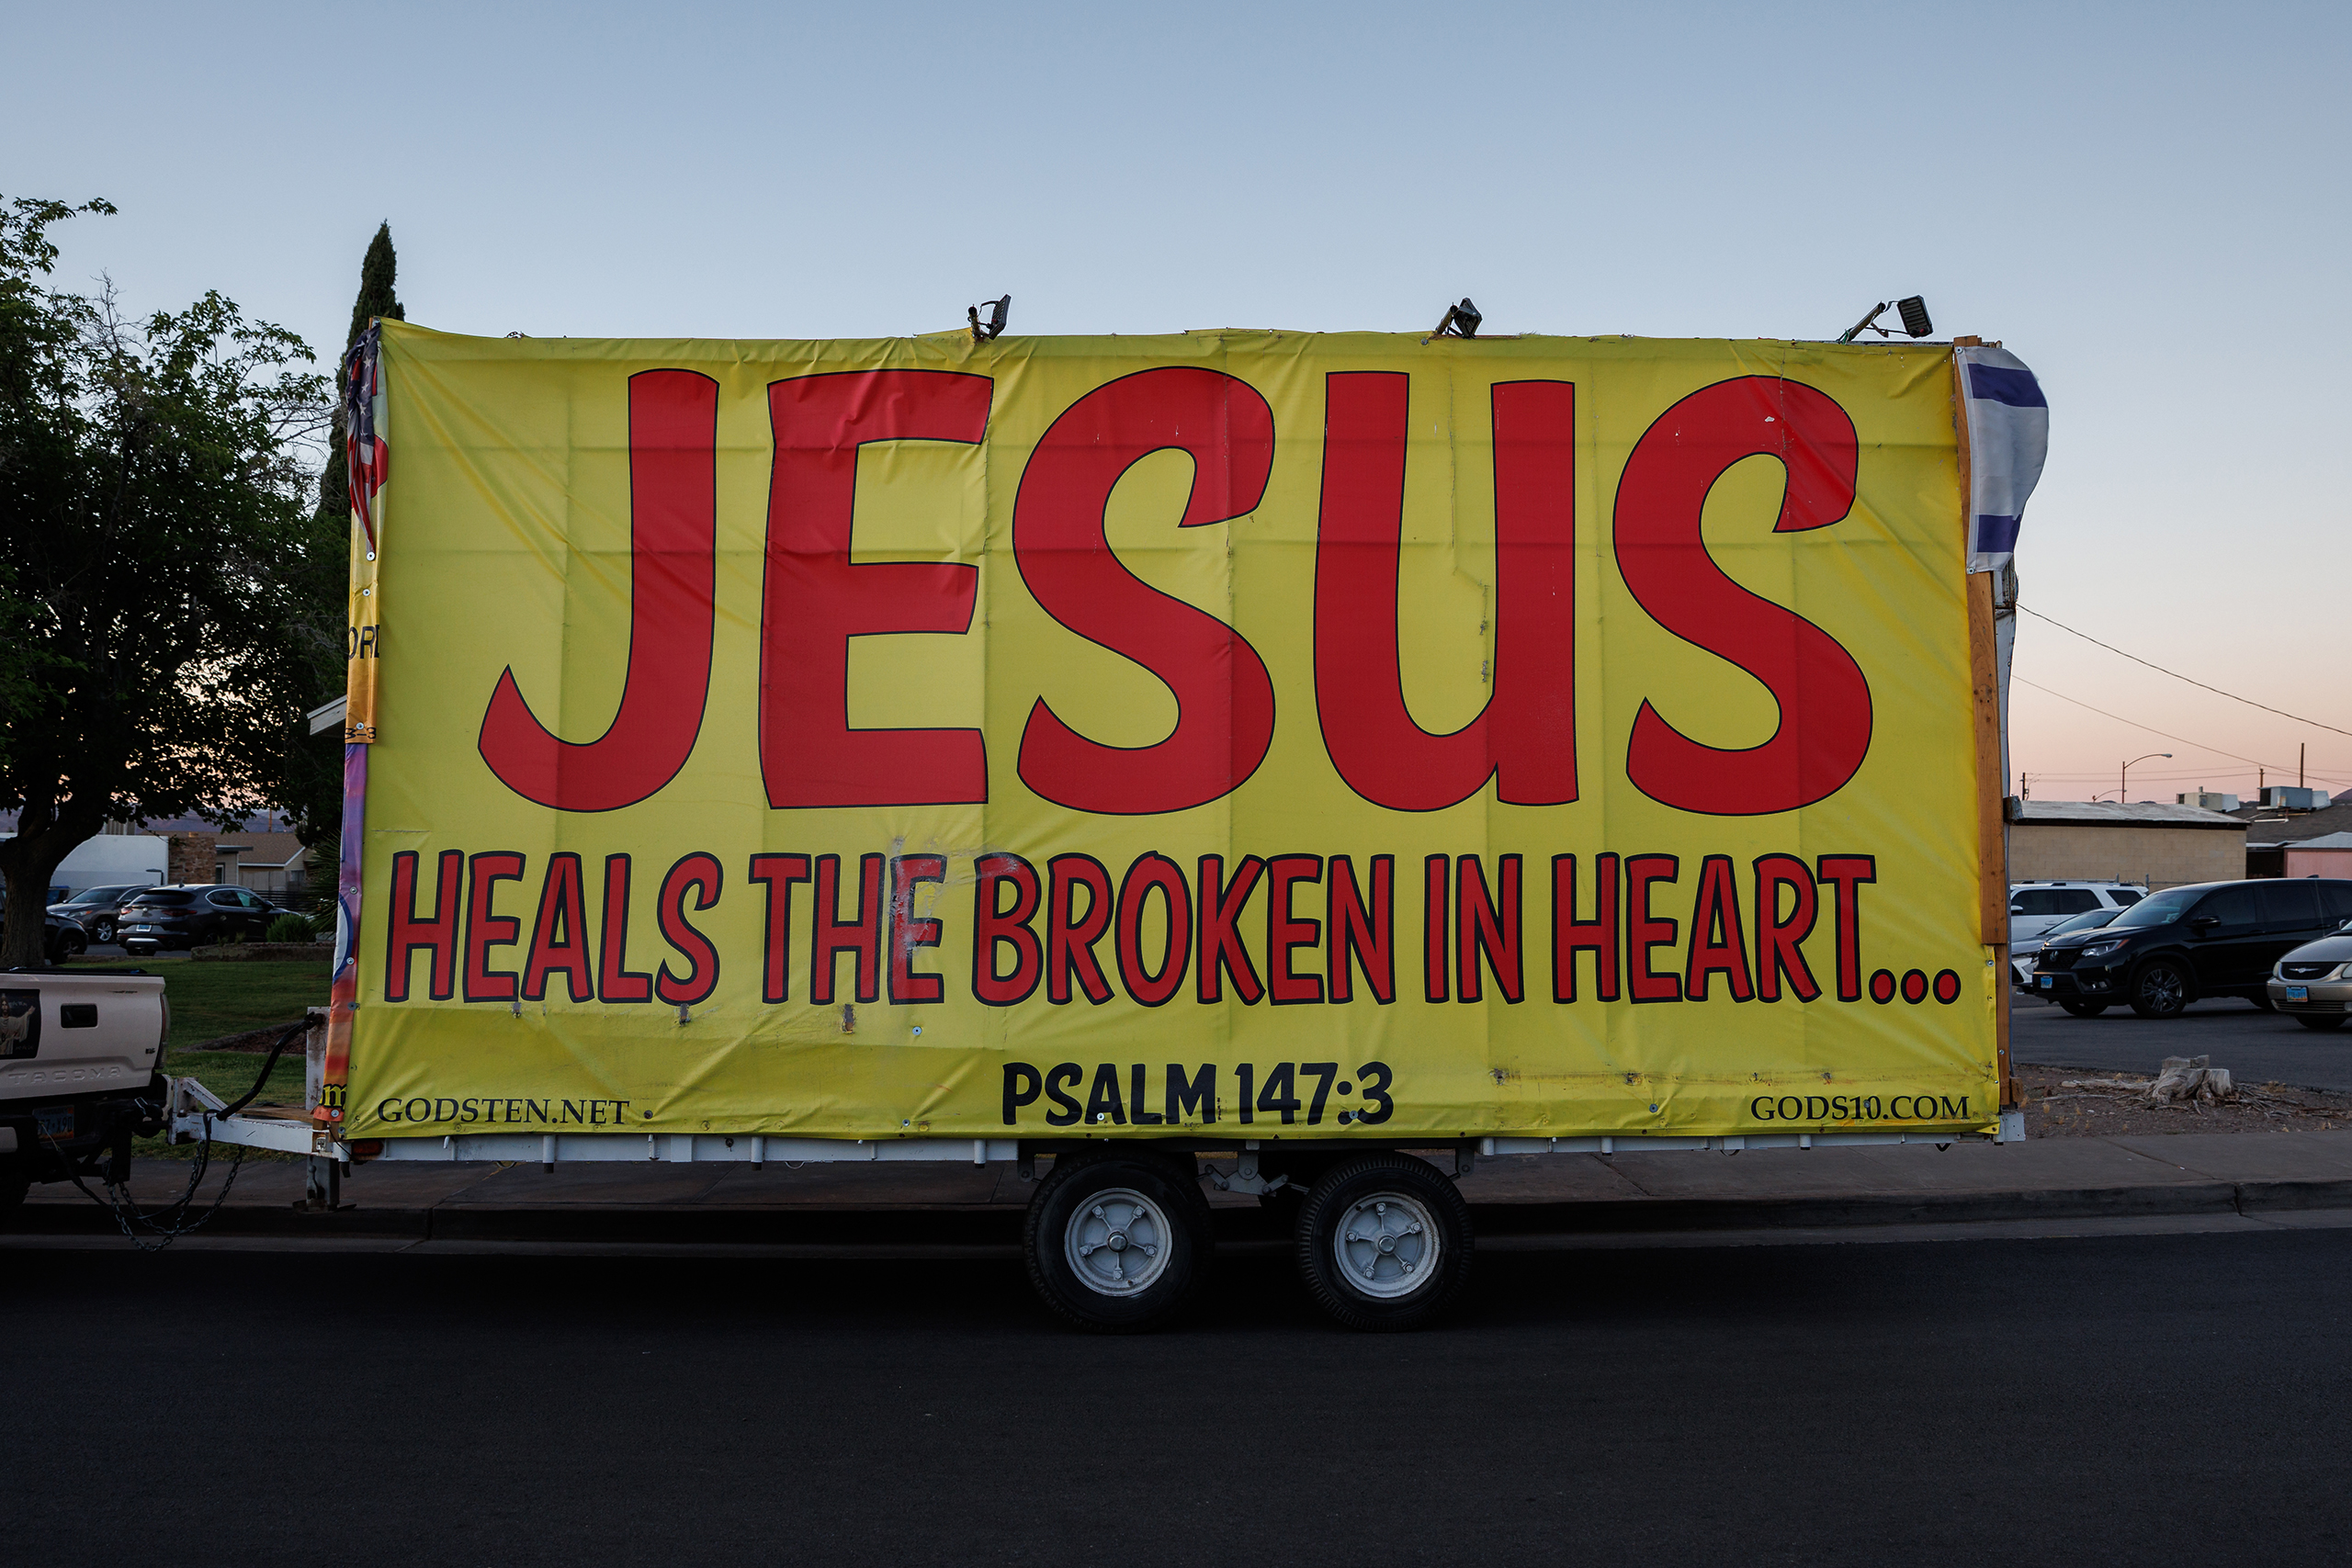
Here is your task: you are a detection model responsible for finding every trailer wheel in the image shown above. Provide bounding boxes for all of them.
[1023,1152,1212,1333]
[1295,1152,1473,1332]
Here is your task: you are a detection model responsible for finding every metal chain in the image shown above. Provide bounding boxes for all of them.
[44,1117,251,1253]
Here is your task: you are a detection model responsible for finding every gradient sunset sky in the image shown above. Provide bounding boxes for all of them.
[15,0,2344,803]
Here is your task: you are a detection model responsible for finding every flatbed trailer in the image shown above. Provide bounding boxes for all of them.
[10,321,2047,1329]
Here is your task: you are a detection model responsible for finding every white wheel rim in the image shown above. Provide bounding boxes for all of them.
[1335,1190,1442,1299]
[1063,1187,1173,1297]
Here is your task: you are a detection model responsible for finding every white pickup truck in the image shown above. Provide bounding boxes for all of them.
[0,971,170,1212]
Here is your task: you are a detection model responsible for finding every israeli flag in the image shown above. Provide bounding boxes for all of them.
[1958,344,2047,573]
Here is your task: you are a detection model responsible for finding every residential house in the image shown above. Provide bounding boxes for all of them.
[2233,792,2352,878]
[212,830,312,898]
[2280,830,2352,880]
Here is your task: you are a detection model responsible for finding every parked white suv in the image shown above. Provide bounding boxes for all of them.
[2008,882,2147,945]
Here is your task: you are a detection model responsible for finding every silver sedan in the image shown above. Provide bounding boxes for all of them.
[2268,921,2352,1032]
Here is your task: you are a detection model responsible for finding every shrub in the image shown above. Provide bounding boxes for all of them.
[266,913,314,943]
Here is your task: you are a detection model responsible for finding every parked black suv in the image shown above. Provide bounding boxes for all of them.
[2031,877,2352,1018]
[116,885,288,954]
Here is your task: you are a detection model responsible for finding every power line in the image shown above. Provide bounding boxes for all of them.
[2026,767,2348,785]
[2027,763,2347,780]
[2030,772,2278,783]
[2010,676,2352,787]
[2017,604,2352,739]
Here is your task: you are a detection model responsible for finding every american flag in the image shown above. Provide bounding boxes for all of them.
[342,323,389,550]
[1958,344,2047,573]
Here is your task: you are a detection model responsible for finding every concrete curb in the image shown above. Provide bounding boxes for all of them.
[187,943,331,962]
[2233,1178,2352,1213]
[1467,1183,2256,1235]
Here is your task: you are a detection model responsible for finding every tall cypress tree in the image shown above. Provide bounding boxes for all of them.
[316,222,404,516]
[277,225,406,878]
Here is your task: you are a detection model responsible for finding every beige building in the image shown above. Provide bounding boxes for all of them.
[2008,801,2246,890]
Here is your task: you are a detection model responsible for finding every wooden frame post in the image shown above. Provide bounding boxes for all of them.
[1955,339,2014,1108]
[1969,570,2012,1104]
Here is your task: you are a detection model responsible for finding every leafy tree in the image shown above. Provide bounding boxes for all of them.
[0,196,329,965]
[274,225,404,871]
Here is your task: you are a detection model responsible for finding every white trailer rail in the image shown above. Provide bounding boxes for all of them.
[161,1003,2022,1221]
[173,1085,2021,1169]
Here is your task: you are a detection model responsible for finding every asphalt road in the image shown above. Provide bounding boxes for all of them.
[11,1230,2352,1566]
[2012,992,2352,1089]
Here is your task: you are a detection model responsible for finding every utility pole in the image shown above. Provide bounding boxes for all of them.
[2301,743,2306,789]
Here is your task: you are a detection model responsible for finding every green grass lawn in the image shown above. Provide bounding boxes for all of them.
[164,1047,311,1112]
[70,957,329,1155]
[112,957,334,1050]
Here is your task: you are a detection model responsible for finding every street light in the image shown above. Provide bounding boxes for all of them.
[1432,298,1482,338]
[2120,752,2171,804]
[1838,296,1933,342]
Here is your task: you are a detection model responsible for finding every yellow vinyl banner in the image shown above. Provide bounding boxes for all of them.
[344,323,1997,1142]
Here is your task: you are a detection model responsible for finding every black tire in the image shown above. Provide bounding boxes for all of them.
[2058,999,2109,1018]
[1295,1152,1474,1332]
[2128,959,2191,1019]
[94,919,114,944]
[0,1162,27,1219]
[2296,1015,2347,1032]
[1023,1151,1212,1333]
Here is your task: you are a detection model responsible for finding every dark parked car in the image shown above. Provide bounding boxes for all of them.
[46,883,157,947]
[2011,907,2123,988]
[116,885,288,954]
[42,912,88,964]
[2031,877,2352,1018]
[1,889,93,965]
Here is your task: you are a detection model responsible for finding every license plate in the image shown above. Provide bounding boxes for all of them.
[35,1106,74,1141]
[2287,986,2310,1002]
[2038,975,2054,989]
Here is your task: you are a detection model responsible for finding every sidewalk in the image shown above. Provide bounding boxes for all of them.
[17,1133,2352,1250]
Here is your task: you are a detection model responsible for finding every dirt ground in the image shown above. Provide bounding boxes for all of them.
[2018,1062,2352,1137]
